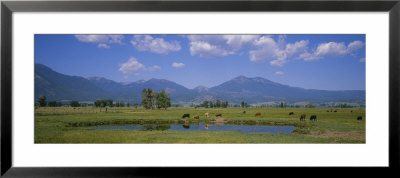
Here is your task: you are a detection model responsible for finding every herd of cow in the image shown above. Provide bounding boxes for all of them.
[181,110,363,121]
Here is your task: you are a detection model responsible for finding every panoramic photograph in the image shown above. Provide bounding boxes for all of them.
[34,34,366,143]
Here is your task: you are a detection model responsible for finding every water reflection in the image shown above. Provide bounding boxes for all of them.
[92,122,296,134]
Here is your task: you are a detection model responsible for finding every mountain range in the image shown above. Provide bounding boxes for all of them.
[34,64,365,104]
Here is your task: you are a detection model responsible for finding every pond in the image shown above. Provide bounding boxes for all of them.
[90,122,296,134]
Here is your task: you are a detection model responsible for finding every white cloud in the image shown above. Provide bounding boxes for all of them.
[249,36,308,66]
[131,35,181,54]
[119,57,161,75]
[285,40,309,56]
[187,35,259,58]
[97,43,110,49]
[275,71,284,75]
[190,41,233,58]
[147,65,161,71]
[119,57,146,74]
[75,35,124,48]
[298,40,364,61]
[172,62,185,68]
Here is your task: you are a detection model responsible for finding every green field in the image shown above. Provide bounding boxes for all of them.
[35,107,365,143]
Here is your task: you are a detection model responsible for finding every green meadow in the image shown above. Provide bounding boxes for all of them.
[34,107,365,143]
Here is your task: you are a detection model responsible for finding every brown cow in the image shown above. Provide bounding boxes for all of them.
[193,115,199,119]
[243,111,246,114]
[255,112,261,117]
[300,114,306,121]
[204,113,209,118]
[215,113,222,117]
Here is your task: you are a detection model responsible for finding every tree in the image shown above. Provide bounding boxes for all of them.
[38,96,47,107]
[222,101,228,108]
[202,101,209,108]
[156,89,171,110]
[70,101,80,107]
[142,88,152,109]
[106,99,113,107]
[215,99,221,108]
[209,101,214,108]
[48,100,57,107]
[241,101,247,108]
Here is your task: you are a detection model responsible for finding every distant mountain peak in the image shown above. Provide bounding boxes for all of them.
[231,75,273,84]
[88,76,108,81]
[194,85,209,92]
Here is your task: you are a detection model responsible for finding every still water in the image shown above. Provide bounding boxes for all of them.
[91,122,296,134]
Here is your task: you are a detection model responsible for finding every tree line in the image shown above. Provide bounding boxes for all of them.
[141,88,171,109]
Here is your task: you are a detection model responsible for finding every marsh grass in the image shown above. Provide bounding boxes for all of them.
[35,107,365,143]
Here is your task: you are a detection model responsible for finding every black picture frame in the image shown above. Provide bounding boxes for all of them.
[1,0,399,177]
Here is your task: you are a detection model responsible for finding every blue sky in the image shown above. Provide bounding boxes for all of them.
[35,34,365,90]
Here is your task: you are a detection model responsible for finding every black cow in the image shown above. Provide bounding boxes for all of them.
[182,113,190,118]
[310,115,317,121]
[357,116,363,121]
[182,125,190,129]
[300,114,306,121]
[289,112,294,115]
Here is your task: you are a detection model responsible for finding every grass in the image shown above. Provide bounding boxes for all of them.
[34,107,365,143]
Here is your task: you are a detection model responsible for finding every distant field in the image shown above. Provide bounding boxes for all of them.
[35,107,365,143]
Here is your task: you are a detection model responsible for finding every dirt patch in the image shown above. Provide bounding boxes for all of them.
[210,117,227,125]
[214,117,226,123]
[308,131,365,140]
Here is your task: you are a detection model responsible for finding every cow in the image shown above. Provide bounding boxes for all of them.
[334,110,337,112]
[204,113,209,118]
[289,112,294,115]
[357,116,363,121]
[243,111,246,114]
[300,114,306,121]
[182,113,190,118]
[193,115,199,119]
[182,125,190,129]
[351,110,353,113]
[310,115,317,121]
[215,113,222,117]
[255,112,261,117]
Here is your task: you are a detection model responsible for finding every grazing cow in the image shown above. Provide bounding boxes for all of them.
[182,113,190,118]
[216,113,222,117]
[351,110,353,113]
[182,125,190,129]
[357,116,363,120]
[334,110,337,112]
[300,114,306,121]
[310,115,317,121]
[255,112,261,117]
[193,115,199,119]
[204,113,209,118]
[243,111,246,114]
[289,112,294,115]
